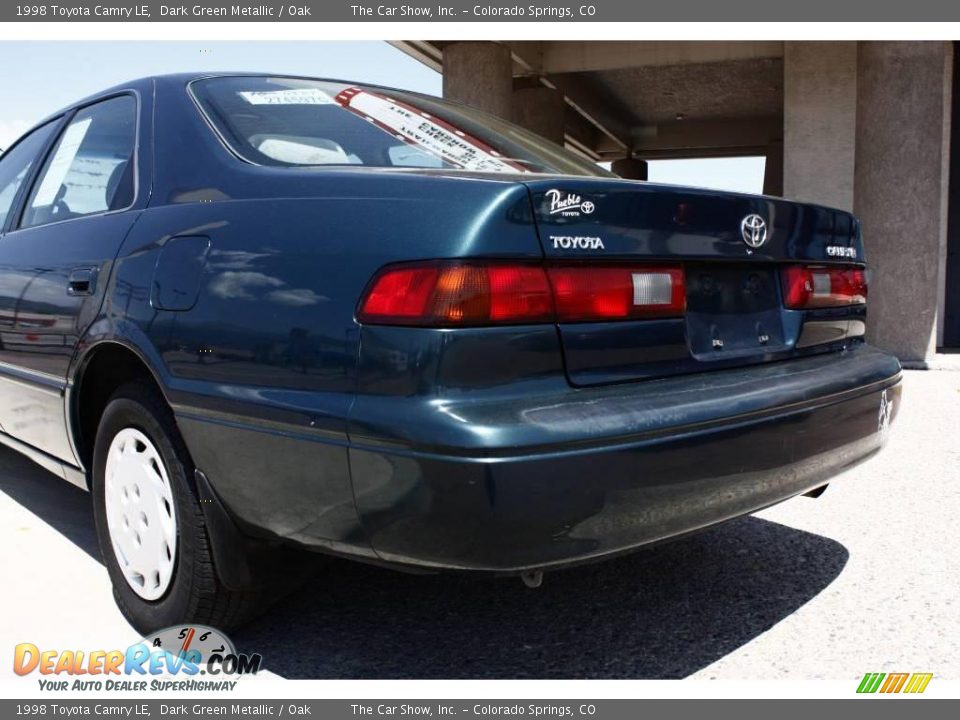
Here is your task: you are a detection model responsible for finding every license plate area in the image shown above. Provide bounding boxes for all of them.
[685,264,787,359]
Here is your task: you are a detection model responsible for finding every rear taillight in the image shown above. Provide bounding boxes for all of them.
[358,263,554,326]
[781,265,867,309]
[358,262,686,326]
[548,266,685,321]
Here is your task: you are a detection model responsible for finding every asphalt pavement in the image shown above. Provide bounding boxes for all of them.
[1,369,957,679]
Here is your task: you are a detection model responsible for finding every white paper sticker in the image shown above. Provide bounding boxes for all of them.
[337,89,522,173]
[238,88,336,105]
[32,117,92,207]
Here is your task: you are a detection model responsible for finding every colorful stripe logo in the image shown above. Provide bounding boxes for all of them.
[857,672,933,694]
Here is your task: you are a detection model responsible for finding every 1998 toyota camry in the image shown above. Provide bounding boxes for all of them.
[0,73,900,632]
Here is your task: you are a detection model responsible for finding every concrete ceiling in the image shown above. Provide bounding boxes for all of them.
[394,41,786,161]
[582,57,784,126]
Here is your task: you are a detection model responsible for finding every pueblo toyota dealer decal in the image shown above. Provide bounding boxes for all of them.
[545,189,596,217]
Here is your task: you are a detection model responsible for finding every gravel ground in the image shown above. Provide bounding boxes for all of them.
[0,369,956,680]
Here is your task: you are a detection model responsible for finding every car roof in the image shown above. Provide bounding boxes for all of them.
[37,72,431,126]
[4,72,446,155]
[2,72,435,153]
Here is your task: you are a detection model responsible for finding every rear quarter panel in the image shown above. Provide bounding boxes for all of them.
[100,76,544,551]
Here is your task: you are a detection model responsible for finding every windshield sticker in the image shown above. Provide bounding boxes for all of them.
[239,88,336,105]
[32,117,92,207]
[333,87,526,173]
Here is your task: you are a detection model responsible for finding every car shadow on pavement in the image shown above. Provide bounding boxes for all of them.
[0,446,849,679]
[236,510,849,679]
[0,446,99,558]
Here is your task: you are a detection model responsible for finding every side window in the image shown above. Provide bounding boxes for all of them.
[21,95,137,229]
[0,121,57,231]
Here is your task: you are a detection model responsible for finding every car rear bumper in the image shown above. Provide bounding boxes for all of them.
[178,344,901,574]
[346,344,901,572]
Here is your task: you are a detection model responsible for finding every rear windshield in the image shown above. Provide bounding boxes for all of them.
[190,76,610,177]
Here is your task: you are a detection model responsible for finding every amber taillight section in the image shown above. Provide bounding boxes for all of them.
[358,263,554,326]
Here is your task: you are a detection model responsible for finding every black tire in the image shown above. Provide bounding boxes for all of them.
[91,381,290,633]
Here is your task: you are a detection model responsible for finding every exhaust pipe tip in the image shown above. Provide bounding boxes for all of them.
[520,570,544,589]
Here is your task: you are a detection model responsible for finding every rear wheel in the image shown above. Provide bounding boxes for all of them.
[91,381,297,633]
[102,426,178,601]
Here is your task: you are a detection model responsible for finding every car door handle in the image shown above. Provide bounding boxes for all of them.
[67,267,99,296]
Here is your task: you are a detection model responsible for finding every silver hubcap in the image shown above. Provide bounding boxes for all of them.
[104,428,177,601]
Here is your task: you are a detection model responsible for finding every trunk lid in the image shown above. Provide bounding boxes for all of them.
[523,178,865,386]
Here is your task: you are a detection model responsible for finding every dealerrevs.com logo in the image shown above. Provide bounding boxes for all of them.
[13,625,262,692]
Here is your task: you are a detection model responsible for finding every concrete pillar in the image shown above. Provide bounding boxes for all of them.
[783,41,858,210]
[762,140,784,196]
[943,43,960,348]
[611,158,648,180]
[854,41,952,364]
[442,42,513,120]
[512,86,566,145]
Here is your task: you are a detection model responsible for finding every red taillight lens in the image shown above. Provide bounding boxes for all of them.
[358,262,686,326]
[358,266,440,321]
[486,265,556,322]
[781,265,868,309]
[548,266,685,321]
[358,263,554,326]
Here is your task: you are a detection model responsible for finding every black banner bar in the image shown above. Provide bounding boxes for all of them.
[3,0,960,22]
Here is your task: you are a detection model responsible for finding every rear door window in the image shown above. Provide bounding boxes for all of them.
[21,95,137,229]
[0,121,57,232]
